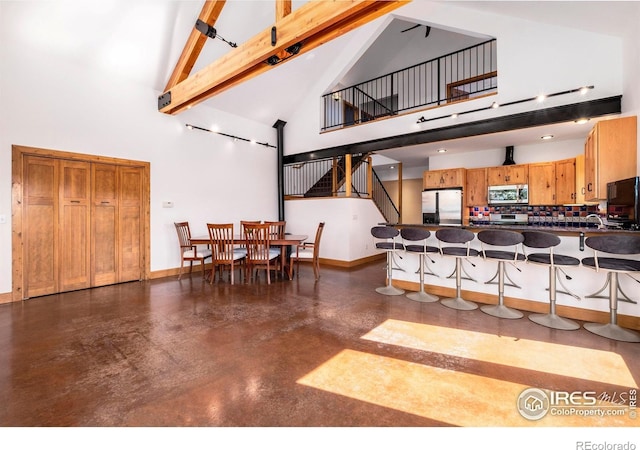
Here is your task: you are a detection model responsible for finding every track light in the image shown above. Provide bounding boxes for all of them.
[285,42,303,55]
[185,124,276,148]
[195,19,237,48]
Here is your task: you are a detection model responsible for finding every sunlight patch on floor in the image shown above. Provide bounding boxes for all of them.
[361,319,637,388]
[297,349,635,427]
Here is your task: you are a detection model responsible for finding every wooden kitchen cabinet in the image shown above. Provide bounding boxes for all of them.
[584,116,637,201]
[555,158,576,204]
[486,164,528,186]
[465,167,487,206]
[423,168,465,189]
[528,162,556,205]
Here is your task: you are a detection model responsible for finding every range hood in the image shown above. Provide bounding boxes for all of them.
[503,146,516,165]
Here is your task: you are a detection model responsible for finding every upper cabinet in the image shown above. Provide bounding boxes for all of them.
[554,158,577,204]
[486,164,528,186]
[584,116,637,201]
[423,168,465,189]
[528,162,556,205]
[465,168,487,206]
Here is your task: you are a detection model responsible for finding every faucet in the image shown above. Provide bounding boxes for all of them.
[586,214,604,229]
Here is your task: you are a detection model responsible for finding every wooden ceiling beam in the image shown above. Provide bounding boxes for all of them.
[159,0,409,115]
[164,0,227,91]
[275,0,292,21]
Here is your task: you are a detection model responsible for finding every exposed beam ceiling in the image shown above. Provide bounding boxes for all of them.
[164,0,227,91]
[158,0,410,115]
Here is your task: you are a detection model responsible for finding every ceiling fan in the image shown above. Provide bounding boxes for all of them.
[401,23,431,38]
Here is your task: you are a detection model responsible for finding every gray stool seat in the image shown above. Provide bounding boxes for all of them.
[371,226,405,296]
[581,235,640,342]
[435,228,479,311]
[401,227,439,303]
[522,230,581,331]
[477,229,525,319]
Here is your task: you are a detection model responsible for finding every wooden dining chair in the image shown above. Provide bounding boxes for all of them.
[265,220,286,274]
[289,222,325,280]
[243,222,280,284]
[207,223,246,285]
[174,221,212,280]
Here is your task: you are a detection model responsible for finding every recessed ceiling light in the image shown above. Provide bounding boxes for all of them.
[575,118,590,124]
[437,148,447,153]
[541,134,554,140]
[389,165,395,169]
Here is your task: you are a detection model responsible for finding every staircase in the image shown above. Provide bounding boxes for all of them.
[304,153,370,197]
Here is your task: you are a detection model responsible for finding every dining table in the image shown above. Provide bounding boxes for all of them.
[190,234,308,280]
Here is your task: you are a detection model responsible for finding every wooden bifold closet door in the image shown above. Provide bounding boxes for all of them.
[21,153,144,298]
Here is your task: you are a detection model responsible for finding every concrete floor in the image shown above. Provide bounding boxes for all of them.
[1,261,638,432]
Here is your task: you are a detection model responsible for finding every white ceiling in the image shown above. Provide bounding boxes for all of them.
[5,0,638,166]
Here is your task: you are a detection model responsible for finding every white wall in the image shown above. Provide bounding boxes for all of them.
[285,198,385,263]
[0,12,279,294]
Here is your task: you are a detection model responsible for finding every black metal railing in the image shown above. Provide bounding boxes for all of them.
[371,169,400,224]
[322,39,497,131]
[284,155,400,223]
[284,154,369,198]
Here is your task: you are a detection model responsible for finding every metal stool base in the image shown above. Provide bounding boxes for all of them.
[407,291,439,303]
[583,322,640,343]
[441,296,478,311]
[480,304,523,319]
[529,313,580,331]
[376,285,405,296]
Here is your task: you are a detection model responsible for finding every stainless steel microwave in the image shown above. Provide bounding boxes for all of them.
[488,184,529,205]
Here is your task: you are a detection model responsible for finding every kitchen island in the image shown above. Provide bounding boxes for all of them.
[382,223,640,331]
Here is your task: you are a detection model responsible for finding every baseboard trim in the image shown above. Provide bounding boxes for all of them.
[393,279,640,331]
[0,292,12,304]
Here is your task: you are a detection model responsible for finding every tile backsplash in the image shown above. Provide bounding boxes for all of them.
[469,204,601,227]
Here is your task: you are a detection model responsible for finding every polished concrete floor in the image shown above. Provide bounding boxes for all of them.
[0,261,638,427]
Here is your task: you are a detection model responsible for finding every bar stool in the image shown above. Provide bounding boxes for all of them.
[400,227,439,303]
[371,226,405,296]
[477,229,525,319]
[435,228,479,310]
[582,235,640,342]
[522,230,581,330]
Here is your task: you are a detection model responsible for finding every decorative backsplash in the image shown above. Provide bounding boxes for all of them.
[469,204,601,227]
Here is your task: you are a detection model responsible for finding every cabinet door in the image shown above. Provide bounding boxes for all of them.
[487,167,506,186]
[92,163,118,286]
[466,168,487,206]
[555,158,576,204]
[584,127,598,201]
[442,168,464,187]
[423,170,442,189]
[118,166,143,282]
[574,154,588,204]
[507,164,528,184]
[528,162,555,205]
[23,156,59,298]
[59,160,91,292]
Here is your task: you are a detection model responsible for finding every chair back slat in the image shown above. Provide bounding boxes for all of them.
[207,223,235,263]
[174,222,192,248]
[243,222,272,262]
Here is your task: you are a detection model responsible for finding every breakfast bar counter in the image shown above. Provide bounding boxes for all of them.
[379,223,640,332]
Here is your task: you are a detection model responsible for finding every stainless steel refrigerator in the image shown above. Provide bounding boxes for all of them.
[422,187,463,226]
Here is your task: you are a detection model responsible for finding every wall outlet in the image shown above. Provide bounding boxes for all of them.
[0,214,6,224]
[162,201,174,208]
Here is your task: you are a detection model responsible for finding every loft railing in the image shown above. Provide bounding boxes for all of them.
[284,155,400,223]
[322,39,497,131]
[284,154,370,198]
